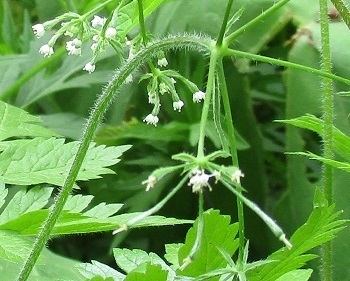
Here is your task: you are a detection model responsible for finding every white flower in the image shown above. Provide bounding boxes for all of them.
[173,100,184,112]
[66,38,82,56]
[64,30,74,37]
[212,170,221,183]
[231,169,244,185]
[143,114,159,126]
[105,27,117,39]
[189,170,211,193]
[93,35,99,42]
[83,62,96,74]
[142,175,157,191]
[39,44,54,57]
[91,15,106,28]
[170,78,176,84]
[32,24,45,38]
[148,92,157,104]
[159,82,169,94]
[125,74,133,84]
[193,90,206,103]
[91,42,98,51]
[157,57,168,67]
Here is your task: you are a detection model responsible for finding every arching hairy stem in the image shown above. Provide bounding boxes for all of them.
[16,34,211,281]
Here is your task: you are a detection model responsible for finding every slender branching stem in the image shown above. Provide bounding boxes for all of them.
[180,191,204,270]
[197,48,219,158]
[319,0,334,279]
[15,35,210,281]
[330,0,350,29]
[223,48,350,85]
[224,0,290,45]
[216,0,234,46]
[113,171,188,234]
[217,60,245,264]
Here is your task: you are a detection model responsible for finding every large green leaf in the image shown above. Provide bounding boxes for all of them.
[0,100,56,141]
[177,209,239,278]
[0,137,131,186]
[78,260,125,281]
[124,263,168,281]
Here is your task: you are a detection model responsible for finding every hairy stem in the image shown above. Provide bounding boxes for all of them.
[16,35,210,281]
[180,191,204,270]
[224,0,290,45]
[224,48,350,85]
[330,0,350,29]
[217,61,246,263]
[216,0,234,46]
[319,0,334,279]
[197,49,219,158]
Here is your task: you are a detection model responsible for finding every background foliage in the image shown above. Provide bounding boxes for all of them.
[0,0,349,280]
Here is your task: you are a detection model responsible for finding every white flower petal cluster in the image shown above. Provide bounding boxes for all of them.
[189,170,211,193]
[142,175,157,191]
[231,169,244,185]
[105,27,117,39]
[39,44,54,57]
[143,114,159,126]
[159,82,169,94]
[32,24,45,38]
[91,15,106,28]
[193,90,206,103]
[173,100,184,112]
[148,92,157,104]
[157,57,168,67]
[83,62,96,74]
[66,38,82,56]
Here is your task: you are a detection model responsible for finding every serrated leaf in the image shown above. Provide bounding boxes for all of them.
[0,186,53,225]
[0,181,7,209]
[278,114,350,161]
[113,248,174,281]
[248,191,345,281]
[177,209,239,278]
[275,269,313,281]
[164,243,183,270]
[125,263,168,281]
[0,138,131,186]
[0,100,56,141]
[78,260,125,281]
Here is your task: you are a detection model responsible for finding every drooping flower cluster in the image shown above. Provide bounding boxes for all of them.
[188,169,212,193]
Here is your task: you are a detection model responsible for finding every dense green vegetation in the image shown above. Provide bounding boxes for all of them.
[0,0,350,280]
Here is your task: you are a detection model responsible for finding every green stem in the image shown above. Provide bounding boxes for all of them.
[217,60,245,263]
[138,0,148,45]
[0,47,65,101]
[223,48,350,85]
[319,0,334,279]
[80,0,115,20]
[330,0,350,30]
[224,0,290,45]
[15,35,210,281]
[180,191,204,270]
[216,0,234,46]
[197,49,219,158]
[113,171,188,233]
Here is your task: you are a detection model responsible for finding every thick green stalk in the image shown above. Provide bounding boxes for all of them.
[216,0,234,46]
[319,0,334,280]
[224,0,290,45]
[16,35,210,281]
[197,49,219,158]
[223,48,350,85]
[330,0,350,29]
[217,61,246,263]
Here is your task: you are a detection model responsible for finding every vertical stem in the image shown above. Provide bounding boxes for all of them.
[319,0,334,280]
[197,50,219,158]
[217,60,244,264]
[216,0,234,47]
[138,0,148,45]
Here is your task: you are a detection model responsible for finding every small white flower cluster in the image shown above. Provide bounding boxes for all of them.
[32,14,119,74]
[143,114,159,126]
[66,38,82,56]
[142,175,157,191]
[231,169,244,185]
[193,90,206,103]
[189,169,212,193]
